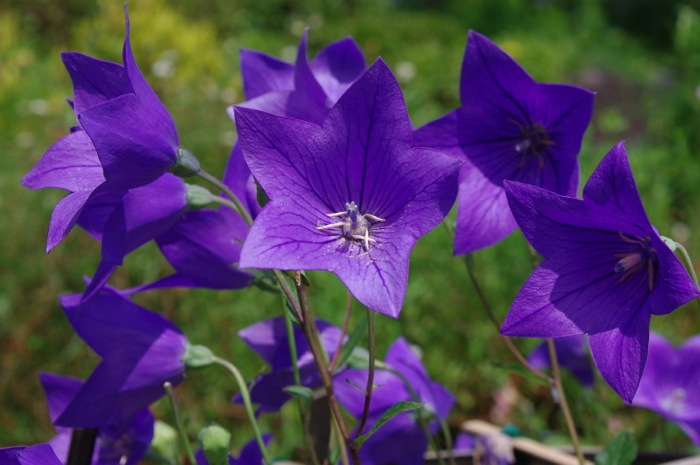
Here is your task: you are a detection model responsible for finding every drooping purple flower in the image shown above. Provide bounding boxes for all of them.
[334,338,455,465]
[55,286,188,431]
[501,142,700,402]
[235,60,462,317]
[39,372,153,465]
[413,30,594,255]
[223,32,367,219]
[238,317,344,412]
[0,444,63,465]
[195,435,273,465]
[21,7,191,297]
[633,332,700,445]
[527,335,595,387]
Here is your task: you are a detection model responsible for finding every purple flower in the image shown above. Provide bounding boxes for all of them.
[55,287,188,431]
[334,338,455,465]
[501,142,700,402]
[475,433,515,465]
[413,30,594,255]
[39,372,153,465]
[195,435,273,465]
[235,60,462,317]
[231,31,366,125]
[223,32,367,220]
[238,317,344,412]
[633,332,700,445]
[527,335,595,387]
[21,7,190,297]
[0,444,63,465]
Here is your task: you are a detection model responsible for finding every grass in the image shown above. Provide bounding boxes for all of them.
[2,0,700,458]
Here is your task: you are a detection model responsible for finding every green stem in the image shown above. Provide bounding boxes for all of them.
[329,290,353,373]
[164,381,196,465]
[295,273,355,465]
[282,296,321,465]
[211,356,273,465]
[209,195,241,213]
[463,254,551,382]
[196,170,253,226]
[547,339,585,465]
[355,309,375,437]
[439,418,457,465]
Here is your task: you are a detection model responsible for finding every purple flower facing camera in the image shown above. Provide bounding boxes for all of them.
[235,60,461,317]
[414,30,594,255]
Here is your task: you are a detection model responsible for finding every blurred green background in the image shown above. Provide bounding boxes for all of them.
[2,0,700,459]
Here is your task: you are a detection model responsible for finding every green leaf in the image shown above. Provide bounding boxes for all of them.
[335,323,368,370]
[353,401,423,449]
[283,385,314,402]
[594,430,637,465]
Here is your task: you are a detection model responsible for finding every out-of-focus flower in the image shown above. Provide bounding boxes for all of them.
[235,60,461,316]
[527,335,595,386]
[238,317,344,412]
[414,30,594,255]
[501,142,700,402]
[334,338,455,465]
[633,332,700,445]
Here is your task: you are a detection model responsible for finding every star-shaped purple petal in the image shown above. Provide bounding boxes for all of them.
[501,142,700,402]
[236,60,462,317]
[0,444,63,465]
[633,332,700,445]
[413,30,594,255]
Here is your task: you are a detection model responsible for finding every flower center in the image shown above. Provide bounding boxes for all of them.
[316,201,385,250]
[512,122,555,169]
[614,232,657,290]
[661,387,686,416]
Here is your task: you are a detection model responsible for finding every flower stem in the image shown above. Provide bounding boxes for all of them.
[355,308,376,437]
[546,339,585,465]
[463,255,552,382]
[329,290,353,373]
[294,272,356,465]
[209,195,242,213]
[282,295,321,465]
[164,381,196,465]
[211,356,273,465]
[196,169,253,226]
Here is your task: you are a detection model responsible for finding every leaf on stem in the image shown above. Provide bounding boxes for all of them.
[352,401,423,448]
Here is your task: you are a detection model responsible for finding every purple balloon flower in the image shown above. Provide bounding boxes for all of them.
[223,32,367,220]
[527,335,595,387]
[0,444,63,465]
[413,30,594,255]
[334,338,455,465]
[633,332,700,445]
[501,142,700,402]
[22,6,190,297]
[238,317,344,412]
[39,373,153,465]
[235,60,462,317]
[55,287,188,431]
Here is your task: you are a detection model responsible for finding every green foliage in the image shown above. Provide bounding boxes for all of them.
[352,401,424,448]
[595,430,637,465]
